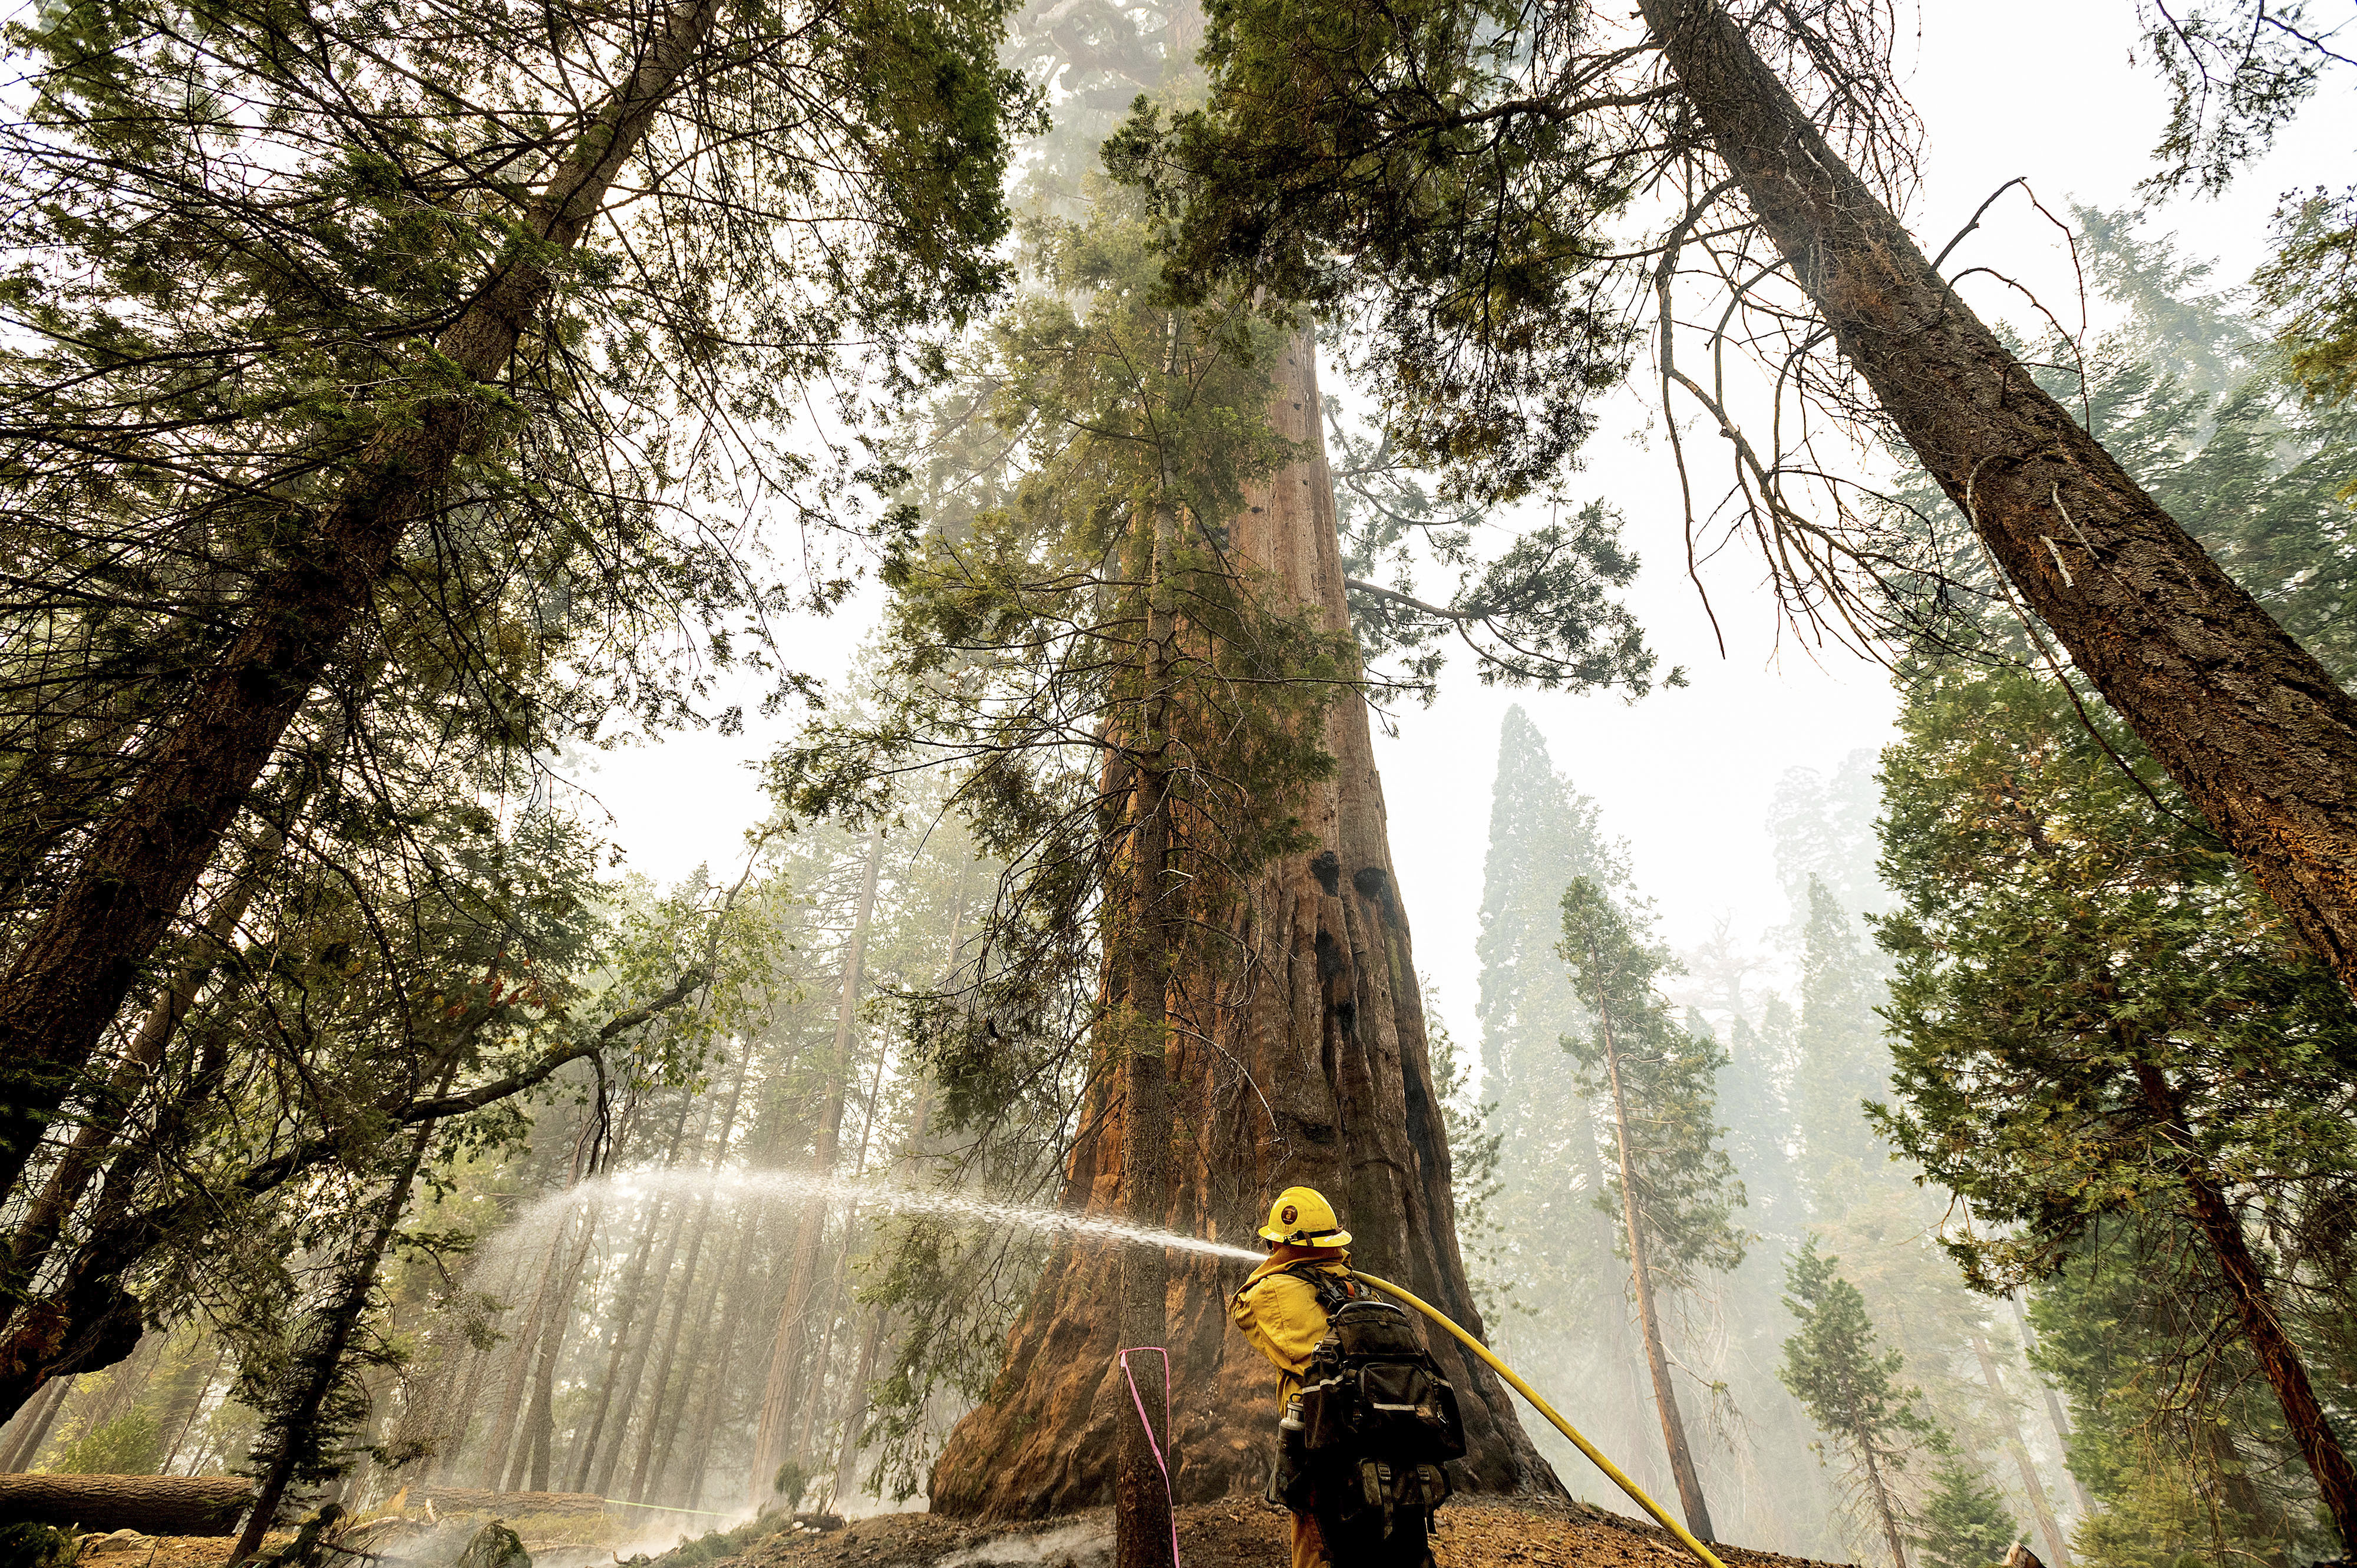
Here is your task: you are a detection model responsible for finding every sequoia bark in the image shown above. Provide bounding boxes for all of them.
[928,336,1557,1516]
[1640,0,2357,1002]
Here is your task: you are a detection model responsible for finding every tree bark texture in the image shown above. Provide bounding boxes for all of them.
[232,1110,441,1562]
[1969,1335,2069,1567]
[0,0,729,1209]
[0,1473,253,1534]
[929,335,1557,1517]
[1589,963,1714,1542]
[2127,1059,2357,1549]
[1113,485,1183,1568]
[1640,0,2357,1002]
[2,812,291,1322]
[751,827,883,1507]
[1858,1438,1907,1568]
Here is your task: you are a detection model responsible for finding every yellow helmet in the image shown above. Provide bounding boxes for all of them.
[1257,1186,1351,1249]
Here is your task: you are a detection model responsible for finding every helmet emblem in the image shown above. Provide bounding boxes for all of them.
[1280,1204,1299,1225]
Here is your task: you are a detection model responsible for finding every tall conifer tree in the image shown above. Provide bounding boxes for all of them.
[1472,708,1656,1498]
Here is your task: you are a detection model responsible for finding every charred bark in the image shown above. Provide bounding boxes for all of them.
[929,335,1556,1517]
[1640,0,2357,1001]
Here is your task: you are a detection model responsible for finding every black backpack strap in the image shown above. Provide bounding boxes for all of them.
[1283,1261,1356,1317]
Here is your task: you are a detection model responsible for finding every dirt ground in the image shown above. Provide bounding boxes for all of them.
[73,1532,259,1568]
[661,1496,1852,1568]
[51,1491,1853,1568]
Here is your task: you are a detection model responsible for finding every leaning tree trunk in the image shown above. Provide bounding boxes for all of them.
[0,0,729,1210]
[0,1376,72,1473]
[1639,0,2357,1003]
[1,807,295,1319]
[2129,1059,2357,1549]
[1589,958,1714,1541]
[2008,1296,2095,1517]
[232,1108,443,1562]
[929,335,1558,1517]
[1857,1437,1908,1568]
[1969,1335,2069,1567]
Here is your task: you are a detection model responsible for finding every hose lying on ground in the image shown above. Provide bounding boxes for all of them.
[1348,1270,1731,1568]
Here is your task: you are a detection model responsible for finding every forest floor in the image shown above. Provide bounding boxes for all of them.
[51,1494,1853,1568]
[640,1496,1851,1568]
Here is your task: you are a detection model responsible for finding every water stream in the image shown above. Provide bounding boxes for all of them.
[495,1166,1266,1266]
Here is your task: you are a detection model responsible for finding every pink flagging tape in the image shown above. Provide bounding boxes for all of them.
[1117,1346,1182,1568]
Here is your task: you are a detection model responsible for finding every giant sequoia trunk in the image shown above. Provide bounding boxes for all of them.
[929,336,1559,1517]
[1638,0,2357,1003]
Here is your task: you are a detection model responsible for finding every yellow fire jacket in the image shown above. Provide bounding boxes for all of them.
[1230,1246,1352,1401]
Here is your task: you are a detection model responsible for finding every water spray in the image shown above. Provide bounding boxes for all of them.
[499,1170,1725,1568]
[497,1167,1265,1265]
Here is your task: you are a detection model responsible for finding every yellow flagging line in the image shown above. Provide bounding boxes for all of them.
[1348,1270,1731,1568]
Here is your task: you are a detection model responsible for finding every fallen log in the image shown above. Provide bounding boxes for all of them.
[405,1488,606,1519]
[0,1474,251,1535]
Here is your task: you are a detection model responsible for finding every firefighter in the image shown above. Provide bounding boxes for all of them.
[1230,1185,1356,1568]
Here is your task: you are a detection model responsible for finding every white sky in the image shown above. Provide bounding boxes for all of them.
[582,0,2355,1053]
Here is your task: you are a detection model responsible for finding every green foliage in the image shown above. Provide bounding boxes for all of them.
[0,1526,75,1568]
[2028,1223,2333,1566]
[773,207,1358,1498]
[1778,1238,1939,1550]
[771,203,1346,1131]
[1104,0,1650,504]
[0,0,1041,935]
[2128,1,2342,195]
[46,1405,161,1475]
[2258,186,2357,415]
[772,1458,814,1506]
[1916,1457,2019,1568]
[1557,877,1745,1288]
[1795,877,1893,1207]
[1329,441,1673,702]
[450,1522,532,1568]
[1873,663,2357,1291]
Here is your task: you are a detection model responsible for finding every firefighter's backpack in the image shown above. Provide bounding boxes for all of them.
[1271,1267,1467,1517]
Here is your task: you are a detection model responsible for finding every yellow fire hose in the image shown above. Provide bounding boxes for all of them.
[1348,1270,1730,1568]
